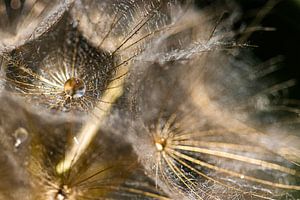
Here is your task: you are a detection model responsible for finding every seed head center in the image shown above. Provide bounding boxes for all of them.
[155,138,167,152]
[64,78,86,98]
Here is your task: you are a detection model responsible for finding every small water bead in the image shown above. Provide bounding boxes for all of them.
[55,193,65,200]
[13,127,28,148]
[155,137,167,152]
[10,0,21,10]
[54,185,70,200]
[64,78,86,98]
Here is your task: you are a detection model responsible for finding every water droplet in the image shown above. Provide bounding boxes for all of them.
[56,193,65,200]
[155,137,167,152]
[64,78,86,98]
[55,185,70,200]
[10,0,21,10]
[14,127,28,148]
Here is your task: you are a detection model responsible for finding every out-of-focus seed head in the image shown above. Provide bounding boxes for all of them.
[0,0,75,52]
[0,94,170,200]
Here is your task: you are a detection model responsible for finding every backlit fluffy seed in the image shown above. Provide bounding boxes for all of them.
[121,51,300,199]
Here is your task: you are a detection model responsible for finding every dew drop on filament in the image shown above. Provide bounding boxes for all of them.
[64,77,86,99]
[55,187,69,200]
[13,127,28,148]
[155,137,167,152]
[10,0,21,10]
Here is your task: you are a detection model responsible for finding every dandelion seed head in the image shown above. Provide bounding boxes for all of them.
[0,94,170,200]
[1,19,115,113]
[121,30,300,198]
